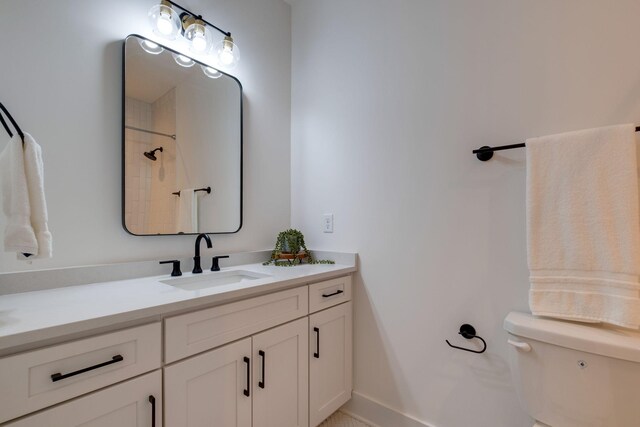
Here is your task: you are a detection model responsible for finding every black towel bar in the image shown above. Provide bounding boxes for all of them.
[172,186,211,196]
[473,126,640,161]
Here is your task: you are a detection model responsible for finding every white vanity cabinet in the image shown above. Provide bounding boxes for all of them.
[163,276,351,427]
[0,322,162,425]
[164,337,253,427]
[164,317,309,427]
[0,273,353,427]
[252,317,309,427]
[4,370,162,427]
[309,302,353,427]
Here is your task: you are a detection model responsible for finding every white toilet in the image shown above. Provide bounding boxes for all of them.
[504,311,640,427]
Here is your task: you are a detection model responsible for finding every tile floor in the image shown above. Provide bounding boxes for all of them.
[319,411,372,427]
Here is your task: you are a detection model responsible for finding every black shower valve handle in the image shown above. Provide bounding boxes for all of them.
[159,260,182,277]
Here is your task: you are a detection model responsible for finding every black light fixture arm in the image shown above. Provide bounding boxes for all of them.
[164,0,231,37]
[473,126,640,161]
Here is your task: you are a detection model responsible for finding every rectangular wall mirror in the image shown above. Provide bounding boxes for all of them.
[122,34,242,235]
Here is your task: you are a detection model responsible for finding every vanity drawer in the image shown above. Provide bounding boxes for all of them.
[0,322,161,424]
[165,286,308,363]
[309,275,352,313]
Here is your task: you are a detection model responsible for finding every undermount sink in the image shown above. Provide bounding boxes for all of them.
[161,270,271,291]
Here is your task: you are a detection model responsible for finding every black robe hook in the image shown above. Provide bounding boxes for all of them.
[0,102,25,145]
[445,324,487,354]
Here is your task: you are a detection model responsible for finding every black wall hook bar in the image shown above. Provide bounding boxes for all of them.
[445,324,487,354]
[473,126,640,161]
[0,102,25,146]
[172,186,211,196]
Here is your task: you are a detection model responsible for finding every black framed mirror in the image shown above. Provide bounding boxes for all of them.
[122,34,242,235]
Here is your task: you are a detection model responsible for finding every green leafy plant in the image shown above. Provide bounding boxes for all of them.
[263,229,335,266]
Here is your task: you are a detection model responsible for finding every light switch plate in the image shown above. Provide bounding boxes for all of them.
[323,214,334,233]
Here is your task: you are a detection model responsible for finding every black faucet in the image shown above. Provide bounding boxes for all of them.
[193,233,212,274]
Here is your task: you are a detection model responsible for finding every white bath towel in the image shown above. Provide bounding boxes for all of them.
[22,133,52,258]
[0,134,38,255]
[526,124,640,328]
[176,189,197,233]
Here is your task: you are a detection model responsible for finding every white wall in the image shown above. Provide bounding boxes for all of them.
[290,1,640,426]
[0,0,291,272]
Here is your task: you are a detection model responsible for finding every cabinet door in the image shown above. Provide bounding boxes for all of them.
[309,302,353,427]
[5,370,161,427]
[252,318,309,427]
[164,338,252,427]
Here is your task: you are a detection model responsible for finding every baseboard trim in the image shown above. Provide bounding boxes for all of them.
[340,391,435,427]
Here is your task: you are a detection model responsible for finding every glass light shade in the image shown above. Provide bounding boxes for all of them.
[201,65,222,79]
[148,3,181,40]
[215,36,240,68]
[184,20,213,54]
[172,53,195,68]
[138,39,164,55]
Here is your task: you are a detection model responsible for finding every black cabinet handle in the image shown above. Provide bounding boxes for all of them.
[148,395,156,427]
[51,355,124,382]
[313,327,320,358]
[322,289,344,298]
[258,350,266,389]
[243,357,250,397]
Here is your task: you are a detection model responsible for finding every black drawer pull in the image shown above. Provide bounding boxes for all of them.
[243,357,251,397]
[258,350,266,389]
[322,289,344,298]
[51,355,124,382]
[148,395,156,427]
[313,327,320,358]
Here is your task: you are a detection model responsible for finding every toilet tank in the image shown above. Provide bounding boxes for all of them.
[504,312,640,427]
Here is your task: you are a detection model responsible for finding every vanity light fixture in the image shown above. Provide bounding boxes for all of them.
[147,0,240,68]
[172,53,195,67]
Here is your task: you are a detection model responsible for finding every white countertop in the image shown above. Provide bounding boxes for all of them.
[0,261,356,353]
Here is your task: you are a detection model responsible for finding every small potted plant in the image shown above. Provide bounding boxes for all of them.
[263,229,335,266]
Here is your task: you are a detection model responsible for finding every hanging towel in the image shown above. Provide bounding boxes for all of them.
[0,134,38,256]
[22,133,52,258]
[176,189,197,233]
[526,124,640,328]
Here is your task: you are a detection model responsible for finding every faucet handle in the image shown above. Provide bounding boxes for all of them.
[160,260,182,277]
[211,255,230,272]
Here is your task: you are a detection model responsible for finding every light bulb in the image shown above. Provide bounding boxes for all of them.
[215,35,240,68]
[184,18,213,54]
[201,65,222,79]
[172,53,195,67]
[219,49,234,65]
[192,32,207,52]
[139,39,164,55]
[148,2,180,40]
[156,14,173,35]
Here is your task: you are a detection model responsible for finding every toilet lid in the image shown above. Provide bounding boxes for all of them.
[504,311,640,363]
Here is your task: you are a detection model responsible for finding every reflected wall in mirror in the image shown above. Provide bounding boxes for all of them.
[123,34,242,235]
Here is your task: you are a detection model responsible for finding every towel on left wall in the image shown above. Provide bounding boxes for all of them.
[0,133,52,259]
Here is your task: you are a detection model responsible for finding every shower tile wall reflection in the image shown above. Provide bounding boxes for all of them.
[124,92,177,235]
